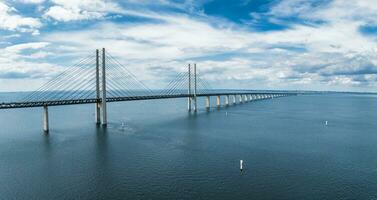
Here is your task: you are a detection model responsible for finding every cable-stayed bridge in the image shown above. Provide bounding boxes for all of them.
[0,48,297,132]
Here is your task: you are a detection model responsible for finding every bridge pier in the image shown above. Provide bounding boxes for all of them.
[233,95,236,104]
[188,97,192,111]
[225,95,229,106]
[205,96,210,110]
[216,96,221,108]
[95,103,100,124]
[193,98,198,112]
[43,105,49,133]
[239,95,243,103]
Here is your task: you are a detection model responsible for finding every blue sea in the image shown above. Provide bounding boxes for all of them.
[0,93,377,199]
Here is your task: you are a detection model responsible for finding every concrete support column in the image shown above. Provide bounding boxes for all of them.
[248,94,252,101]
[216,95,221,107]
[193,63,197,112]
[205,96,210,110]
[187,64,192,112]
[225,95,229,106]
[187,96,192,112]
[243,95,247,102]
[43,105,49,133]
[233,95,236,104]
[239,95,243,103]
[95,49,101,124]
[100,48,107,126]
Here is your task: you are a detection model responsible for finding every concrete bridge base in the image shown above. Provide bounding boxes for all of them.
[43,105,49,133]
[205,96,210,110]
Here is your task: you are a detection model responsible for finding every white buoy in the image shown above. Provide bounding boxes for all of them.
[325,121,328,126]
[240,160,243,171]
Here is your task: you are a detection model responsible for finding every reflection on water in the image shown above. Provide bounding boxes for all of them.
[0,94,377,199]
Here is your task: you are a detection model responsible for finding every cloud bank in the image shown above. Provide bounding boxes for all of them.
[0,0,377,92]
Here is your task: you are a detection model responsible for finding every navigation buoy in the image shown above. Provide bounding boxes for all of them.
[325,121,328,126]
[240,160,243,171]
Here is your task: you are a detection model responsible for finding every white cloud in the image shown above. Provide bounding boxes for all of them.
[0,43,59,91]
[16,0,45,4]
[4,42,50,53]
[44,0,123,21]
[0,2,42,32]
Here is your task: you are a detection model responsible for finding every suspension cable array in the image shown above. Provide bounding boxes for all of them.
[105,52,154,98]
[22,55,97,102]
[160,66,212,96]
[21,50,157,102]
[20,49,213,104]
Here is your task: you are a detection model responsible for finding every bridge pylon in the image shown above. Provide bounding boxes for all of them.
[187,63,197,112]
[95,49,101,124]
[187,64,192,111]
[100,48,107,126]
[94,48,107,126]
[193,63,197,112]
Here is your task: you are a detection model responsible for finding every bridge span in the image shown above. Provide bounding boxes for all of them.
[0,48,297,133]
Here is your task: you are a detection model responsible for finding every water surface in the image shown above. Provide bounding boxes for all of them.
[0,94,377,199]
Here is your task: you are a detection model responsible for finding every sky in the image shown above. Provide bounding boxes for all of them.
[0,0,377,92]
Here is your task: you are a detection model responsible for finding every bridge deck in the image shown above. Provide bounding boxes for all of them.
[0,92,294,109]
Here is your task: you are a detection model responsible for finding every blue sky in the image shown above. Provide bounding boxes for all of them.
[0,0,377,92]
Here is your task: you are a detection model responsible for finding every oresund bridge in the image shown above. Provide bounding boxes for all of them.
[0,48,298,133]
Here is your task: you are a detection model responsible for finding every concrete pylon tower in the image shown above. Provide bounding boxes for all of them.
[187,63,198,112]
[188,64,192,111]
[95,49,101,124]
[193,63,197,112]
[100,48,107,125]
